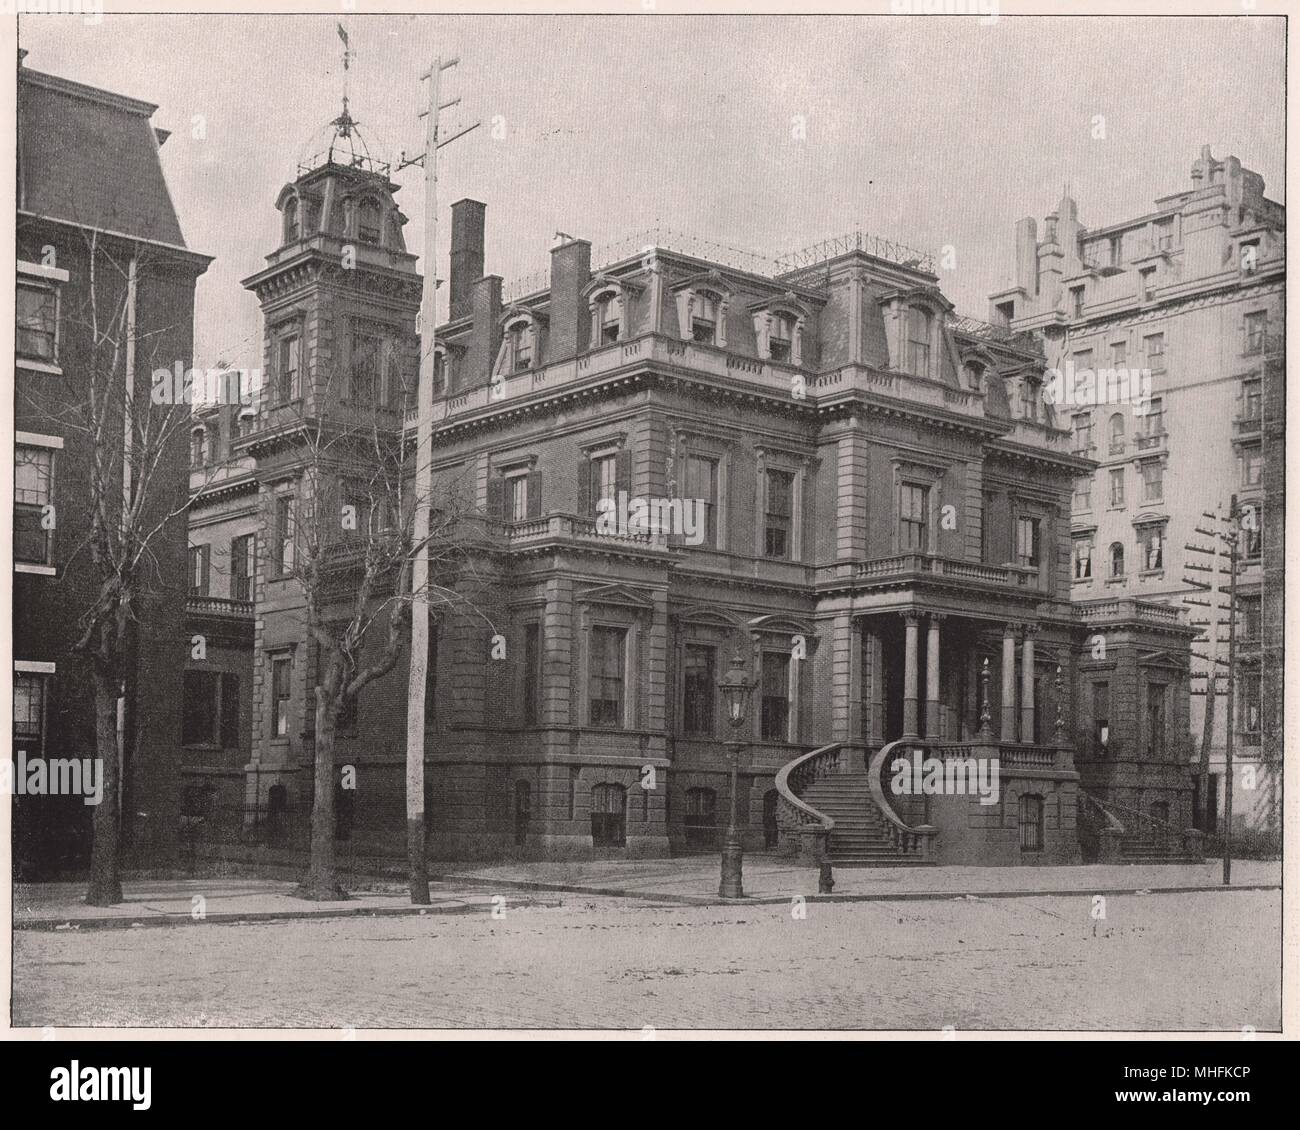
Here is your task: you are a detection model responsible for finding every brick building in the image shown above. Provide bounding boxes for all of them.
[992,146,1284,841]
[14,58,211,876]
[183,128,1200,867]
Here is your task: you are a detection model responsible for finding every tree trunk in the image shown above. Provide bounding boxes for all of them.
[296,688,346,900]
[85,670,123,906]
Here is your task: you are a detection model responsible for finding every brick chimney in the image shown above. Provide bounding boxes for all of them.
[548,237,592,361]
[467,274,502,384]
[449,199,486,321]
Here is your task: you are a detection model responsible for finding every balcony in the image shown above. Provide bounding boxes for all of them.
[1134,430,1167,452]
[186,595,254,618]
[1074,597,1184,627]
[505,512,671,554]
[1242,332,1284,358]
[852,553,1040,589]
[1233,413,1262,438]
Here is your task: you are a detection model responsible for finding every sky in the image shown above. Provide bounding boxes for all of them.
[18,12,1286,369]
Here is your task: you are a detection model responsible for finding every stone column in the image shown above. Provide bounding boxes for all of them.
[1000,622,1018,741]
[1020,625,1037,743]
[925,614,942,738]
[903,613,920,737]
[868,626,885,746]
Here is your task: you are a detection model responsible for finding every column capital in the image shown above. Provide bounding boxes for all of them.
[903,611,921,627]
[1003,620,1020,638]
[929,612,947,625]
[1022,622,1040,638]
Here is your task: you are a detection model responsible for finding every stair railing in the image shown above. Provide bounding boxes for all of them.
[1081,791,1201,859]
[774,742,842,862]
[867,738,938,862]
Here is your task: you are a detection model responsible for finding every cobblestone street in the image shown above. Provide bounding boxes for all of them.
[12,888,1279,1032]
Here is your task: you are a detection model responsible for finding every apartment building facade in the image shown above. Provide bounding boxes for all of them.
[181,126,1198,865]
[14,59,211,876]
[991,146,1284,840]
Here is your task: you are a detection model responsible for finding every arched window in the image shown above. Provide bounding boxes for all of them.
[590,783,626,847]
[357,197,381,243]
[906,305,933,376]
[596,292,622,345]
[769,312,797,362]
[190,427,207,468]
[962,360,985,391]
[507,320,533,371]
[692,291,721,344]
[514,780,531,846]
[283,197,300,244]
[1110,541,1125,578]
[684,787,718,849]
[236,410,256,439]
[1109,412,1126,455]
[1019,793,1044,852]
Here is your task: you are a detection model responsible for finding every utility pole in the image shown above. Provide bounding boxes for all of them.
[1223,495,1240,885]
[401,56,478,905]
[1183,505,1229,835]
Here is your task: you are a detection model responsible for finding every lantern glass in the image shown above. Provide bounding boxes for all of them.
[718,654,753,730]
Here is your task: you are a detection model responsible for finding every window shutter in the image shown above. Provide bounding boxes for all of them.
[578,457,592,517]
[486,476,505,523]
[220,676,241,748]
[614,448,631,497]
[526,470,542,519]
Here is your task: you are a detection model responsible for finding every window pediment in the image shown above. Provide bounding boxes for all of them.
[577,583,656,612]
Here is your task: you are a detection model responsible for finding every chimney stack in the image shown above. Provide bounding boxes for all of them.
[1014,217,1038,296]
[449,199,486,321]
[548,237,592,361]
[468,274,503,383]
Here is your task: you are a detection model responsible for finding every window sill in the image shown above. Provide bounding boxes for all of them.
[16,357,62,376]
[15,562,57,576]
[1139,569,1165,580]
[1104,576,1127,586]
[1072,576,1094,586]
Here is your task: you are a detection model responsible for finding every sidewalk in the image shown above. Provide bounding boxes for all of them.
[14,858,1279,929]
[432,856,1281,904]
[12,878,558,931]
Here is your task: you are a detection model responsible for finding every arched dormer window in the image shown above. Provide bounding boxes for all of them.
[673,272,732,349]
[962,360,986,391]
[583,275,644,350]
[1110,541,1125,578]
[906,305,933,377]
[357,197,381,244]
[495,309,544,376]
[1108,412,1125,455]
[283,197,300,244]
[751,295,809,366]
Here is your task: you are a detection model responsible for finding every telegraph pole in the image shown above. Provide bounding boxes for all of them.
[1223,495,1240,885]
[402,56,478,904]
[1182,505,1228,834]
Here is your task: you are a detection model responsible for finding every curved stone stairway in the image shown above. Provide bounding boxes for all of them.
[798,771,932,867]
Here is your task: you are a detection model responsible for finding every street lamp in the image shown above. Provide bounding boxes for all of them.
[717,652,755,899]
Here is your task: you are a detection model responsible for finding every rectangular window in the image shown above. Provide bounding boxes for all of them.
[899,483,929,553]
[231,534,255,602]
[523,622,540,725]
[1138,267,1156,302]
[1110,341,1127,367]
[1139,525,1164,571]
[508,474,529,523]
[274,495,295,575]
[277,335,300,402]
[1145,683,1166,758]
[1241,446,1263,487]
[1140,460,1163,503]
[16,283,58,361]
[1109,468,1125,508]
[1155,219,1174,251]
[1071,413,1093,454]
[350,332,381,405]
[760,651,791,741]
[1073,537,1093,581]
[1139,398,1164,444]
[764,469,795,559]
[1019,380,1039,422]
[589,626,626,728]
[684,454,719,548]
[682,644,715,737]
[188,545,210,595]
[1019,795,1044,852]
[1240,670,1261,737]
[1245,312,1268,354]
[1092,682,1110,753]
[1015,516,1040,568]
[14,445,53,564]
[1143,332,1165,365]
[691,294,718,344]
[1243,512,1263,559]
[599,298,621,344]
[271,655,292,738]
[13,673,47,752]
[1070,287,1085,318]
[182,671,241,748]
[1242,378,1262,422]
[1241,596,1262,642]
[1073,477,1092,512]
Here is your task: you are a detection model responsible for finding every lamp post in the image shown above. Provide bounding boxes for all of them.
[717,652,755,899]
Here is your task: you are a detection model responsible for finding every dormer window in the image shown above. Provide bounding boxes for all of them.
[962,360,985,391]
[597,293,621,344]
[284,197,300,244]
[752,298,808,366]
[769,314,794,361]
[357,197,381,244]
[496,311,543,376]
[906,305,932,377]
[674,275,731,349]
[692,293,720,344]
